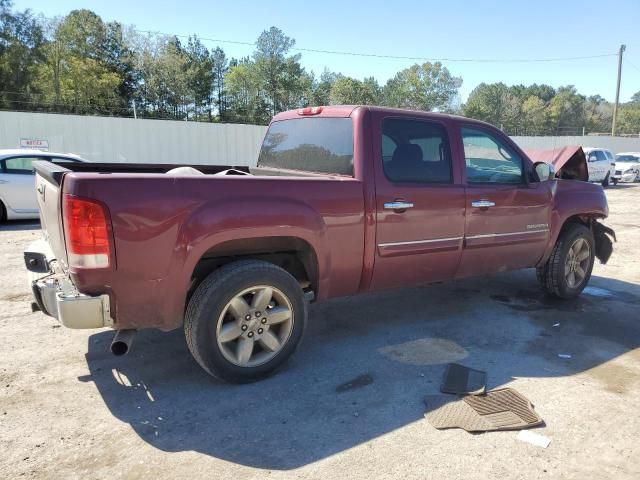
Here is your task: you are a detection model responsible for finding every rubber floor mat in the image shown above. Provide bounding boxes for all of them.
[424,388,543,432]
[440,363,486,395]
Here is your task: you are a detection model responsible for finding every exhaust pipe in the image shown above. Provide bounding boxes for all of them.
[110,329,136,356]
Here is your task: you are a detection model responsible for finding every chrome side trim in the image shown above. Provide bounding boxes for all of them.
[466,229,549,240]
[378,236,463,248]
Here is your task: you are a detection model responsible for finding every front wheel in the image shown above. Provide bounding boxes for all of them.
[536,224,595,299]
[601,173,610,187]
[184,260,307,383]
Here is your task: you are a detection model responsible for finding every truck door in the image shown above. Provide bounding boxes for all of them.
[369,116,465,290]
[456,125,552,278]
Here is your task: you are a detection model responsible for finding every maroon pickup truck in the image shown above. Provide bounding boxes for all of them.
[25,105,615,383]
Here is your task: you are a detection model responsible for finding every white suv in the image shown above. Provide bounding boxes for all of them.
[582,148,616,186]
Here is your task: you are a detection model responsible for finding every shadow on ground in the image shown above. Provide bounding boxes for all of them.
[0,220,41,231]
[84,270,640,470]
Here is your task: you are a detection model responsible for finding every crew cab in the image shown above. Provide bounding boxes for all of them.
[24,106,615,383]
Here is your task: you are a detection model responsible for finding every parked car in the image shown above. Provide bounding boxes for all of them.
[582,147,616,186]
[0,149,86,222]
[24,106,615,383]
[613,152,640,183]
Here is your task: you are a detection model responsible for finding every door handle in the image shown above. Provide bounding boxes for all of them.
[471,200,495,208]
[384,201,414,210]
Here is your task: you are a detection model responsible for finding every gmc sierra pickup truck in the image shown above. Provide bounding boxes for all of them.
[25,105,615,383]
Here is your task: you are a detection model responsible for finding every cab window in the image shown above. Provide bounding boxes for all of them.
[381,118,452,183]
[462,127,523,184]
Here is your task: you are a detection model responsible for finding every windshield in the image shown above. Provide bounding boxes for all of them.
[257,118,354,176]
[616,155,640,163]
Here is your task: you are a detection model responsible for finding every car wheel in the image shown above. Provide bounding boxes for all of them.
[635,171,640,183]
[611,178,618,186]
[536,223,595,299]
[601,172,610,187]
[0,201,6,223]
[184,259,307,383]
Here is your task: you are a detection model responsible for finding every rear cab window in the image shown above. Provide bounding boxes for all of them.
[257,118,354,176]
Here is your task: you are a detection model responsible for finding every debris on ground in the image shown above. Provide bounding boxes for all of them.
[424,388,543,432]
[557,354,572,359]
[517,430,551,448]
[440,363,486,395]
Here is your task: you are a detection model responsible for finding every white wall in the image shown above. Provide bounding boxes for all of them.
[511,135,640,154]
[0,111,268,165]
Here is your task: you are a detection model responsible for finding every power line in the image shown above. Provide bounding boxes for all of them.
[135,29,617,64]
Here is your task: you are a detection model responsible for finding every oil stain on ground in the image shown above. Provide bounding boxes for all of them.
[335,373,374,393]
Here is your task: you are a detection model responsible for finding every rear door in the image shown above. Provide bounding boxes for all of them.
[370,115,465,290]
[456,125,551,278]
[0,156,44,214]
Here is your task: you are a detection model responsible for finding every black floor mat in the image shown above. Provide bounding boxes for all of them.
[440,363,486,395]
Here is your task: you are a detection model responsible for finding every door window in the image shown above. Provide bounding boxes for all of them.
[462,127,523,184]
[381,118,452,183]
[589,150,607,162]
[2,157,41,174]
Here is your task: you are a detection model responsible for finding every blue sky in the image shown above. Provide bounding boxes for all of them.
[14,0,640,102]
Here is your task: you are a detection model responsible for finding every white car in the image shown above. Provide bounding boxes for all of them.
[582,147,616,186]
[613,152,640,183]
[0,149,86,222]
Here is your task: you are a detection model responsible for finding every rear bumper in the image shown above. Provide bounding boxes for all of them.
[31,274,113,329]
[25,240,113,329]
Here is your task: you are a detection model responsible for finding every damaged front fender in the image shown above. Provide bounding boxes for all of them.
[592,221,616,264]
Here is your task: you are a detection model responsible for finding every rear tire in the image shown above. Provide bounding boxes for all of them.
[184,260,307,383]
[536,224,595,299]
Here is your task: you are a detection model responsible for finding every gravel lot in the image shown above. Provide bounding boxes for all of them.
[1,185,639,480]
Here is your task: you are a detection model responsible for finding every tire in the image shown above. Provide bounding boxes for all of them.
[184,259,307,383]
[601,172,610,187]
[0,201,5,223]
[611,178,618,186]
[536,223,595,299]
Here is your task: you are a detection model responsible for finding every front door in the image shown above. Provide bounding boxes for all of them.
[456,126,551,278]
[370,116,465,291]
[0,156,41,214]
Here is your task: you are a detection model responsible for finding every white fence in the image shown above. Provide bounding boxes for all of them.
[0,111,268,165]
[511,135,640,154]
[2,111,640,167]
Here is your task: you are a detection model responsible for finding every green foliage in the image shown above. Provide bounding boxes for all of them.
[383,62,462,111]
[0,2,635,134]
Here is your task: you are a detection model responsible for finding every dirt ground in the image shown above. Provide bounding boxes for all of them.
[1,185,639,480]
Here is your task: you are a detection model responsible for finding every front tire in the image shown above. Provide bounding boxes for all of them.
[536,224,595,299]
[184,260,307,383]
[601,173,610,187]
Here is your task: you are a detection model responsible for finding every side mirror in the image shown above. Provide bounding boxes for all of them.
[533,162,555,182]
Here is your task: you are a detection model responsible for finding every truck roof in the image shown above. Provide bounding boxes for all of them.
[271,105,497,129]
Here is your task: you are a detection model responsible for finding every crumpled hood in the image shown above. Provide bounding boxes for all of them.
[523,145,589,181]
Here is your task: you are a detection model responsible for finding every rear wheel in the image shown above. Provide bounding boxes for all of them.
[184,260,307,383]
[536,224,595,299]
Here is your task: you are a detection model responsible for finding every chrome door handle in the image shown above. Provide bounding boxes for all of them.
[471,200,495,208]
[384,201,414,210]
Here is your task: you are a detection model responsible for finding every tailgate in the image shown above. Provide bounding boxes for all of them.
[34,161,70,267]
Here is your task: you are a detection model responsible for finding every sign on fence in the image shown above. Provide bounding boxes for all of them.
[19,138,49,151]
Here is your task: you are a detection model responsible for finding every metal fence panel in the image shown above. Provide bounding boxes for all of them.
[0,111,268,165]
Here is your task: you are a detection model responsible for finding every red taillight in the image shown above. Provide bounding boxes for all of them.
[297,106,323,116]
[63,195,111,268]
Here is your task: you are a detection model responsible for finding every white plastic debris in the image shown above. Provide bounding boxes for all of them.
[517,430,551,448]
[583,286,613,298]
[558,354,572,359]
[552,323,560,327]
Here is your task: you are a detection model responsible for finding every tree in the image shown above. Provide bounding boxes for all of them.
[463,83,520,131]
[0,0,45,109]
[630,91,640,104]
[211,46,228,119]
[383,62,462,111]
[253,26,303,116]
[329,75,381,105]
[617,106,640,134]
[186,36,213,120]
[521,95,547,135]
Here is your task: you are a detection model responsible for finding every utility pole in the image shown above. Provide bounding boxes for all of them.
[611,44,626,136]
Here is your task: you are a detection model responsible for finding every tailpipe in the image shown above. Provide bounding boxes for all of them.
[110,329,136,356]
